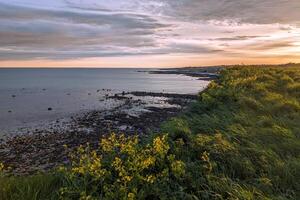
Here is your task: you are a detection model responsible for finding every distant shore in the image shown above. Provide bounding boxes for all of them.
[147,66,221,81]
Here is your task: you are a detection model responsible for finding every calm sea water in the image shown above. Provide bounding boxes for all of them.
[0,68,209,135]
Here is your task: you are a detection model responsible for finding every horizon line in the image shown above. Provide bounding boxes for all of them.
[0,62,299,69]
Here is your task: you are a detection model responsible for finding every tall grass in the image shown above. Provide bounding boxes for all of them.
[0,173,62,200]
[163,66,300,199]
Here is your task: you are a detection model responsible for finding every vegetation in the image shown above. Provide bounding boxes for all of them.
[1,66,299,199]
[0,173,61,200]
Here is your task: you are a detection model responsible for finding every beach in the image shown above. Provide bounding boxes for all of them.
[0,68,215,174]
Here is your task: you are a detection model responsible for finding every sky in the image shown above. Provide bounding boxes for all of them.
[0,0,300,68]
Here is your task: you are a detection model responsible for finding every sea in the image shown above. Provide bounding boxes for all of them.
[0,68,209,136]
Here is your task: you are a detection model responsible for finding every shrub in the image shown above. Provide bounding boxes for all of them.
[59,134,187,199]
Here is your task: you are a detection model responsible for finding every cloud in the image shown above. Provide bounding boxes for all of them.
[64,0,300,25]
[0,2,174,60]
[211,36,265,41]
[249,40,295,51]
[164,42,223,54]
[160,0,300,25]
[0,0,299,63]
[0,1,224,61]
[0,3,169,29]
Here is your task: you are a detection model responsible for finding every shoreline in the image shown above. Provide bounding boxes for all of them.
[0,91,201,175]
[0,68,219,175]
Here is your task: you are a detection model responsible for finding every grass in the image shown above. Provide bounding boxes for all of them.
[0,173,62,200]
[1,65,299,199]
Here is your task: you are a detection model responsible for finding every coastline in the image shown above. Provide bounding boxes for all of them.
[1,66,299,199]
[0,68,219,175]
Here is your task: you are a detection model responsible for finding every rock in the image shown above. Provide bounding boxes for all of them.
[1,88,192,175]
[119,125,128,131]
[12,95,16,98]
[130,91,197,100]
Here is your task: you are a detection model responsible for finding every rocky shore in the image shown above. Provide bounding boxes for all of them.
[0,68,219,175]
[0,91,197,175]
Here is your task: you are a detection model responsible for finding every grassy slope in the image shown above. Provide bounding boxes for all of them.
[162,66,300,199]
[1,66,299,199]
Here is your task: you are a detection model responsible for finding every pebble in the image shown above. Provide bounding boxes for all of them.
[1,91,193,175]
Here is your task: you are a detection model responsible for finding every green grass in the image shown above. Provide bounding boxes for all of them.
[166,66,300,199]
[1,66,299,199]
[0,173,62,200]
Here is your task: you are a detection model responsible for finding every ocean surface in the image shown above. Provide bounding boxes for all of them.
[0,68,209,136]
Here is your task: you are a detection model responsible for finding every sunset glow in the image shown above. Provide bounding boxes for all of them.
[0,0,300,67]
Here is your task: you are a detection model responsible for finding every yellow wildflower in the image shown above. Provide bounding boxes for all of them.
[128,192,135,200]
[123,175,133,182]
[145,175,156,184]
[201,151,212,173]
[58,166,66,172]
[100,134,116,152]
[153,135,169,156]
[201,151,210,162]
[141,156,156,169]
[171,160,185,178]
[80,192,93,200]
[113,157,123,170]
[0,162,4,172]
[72,166,85,175]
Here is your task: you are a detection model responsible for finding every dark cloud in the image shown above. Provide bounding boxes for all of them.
[211,36,265,41]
